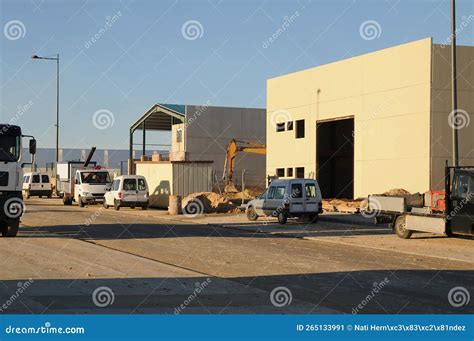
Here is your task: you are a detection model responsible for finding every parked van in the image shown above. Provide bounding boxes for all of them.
[245,179,323,224]
[103,175,149,210]
[22,172,53,199]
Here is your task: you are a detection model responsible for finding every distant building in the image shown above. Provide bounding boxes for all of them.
[130,103,266,188]
[22,148,134,174]
[266,38,474,198]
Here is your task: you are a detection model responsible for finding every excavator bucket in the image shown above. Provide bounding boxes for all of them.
[224,182,239,193]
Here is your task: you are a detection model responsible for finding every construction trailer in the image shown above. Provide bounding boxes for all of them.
[129,104,266,189]
[266,37,474,199]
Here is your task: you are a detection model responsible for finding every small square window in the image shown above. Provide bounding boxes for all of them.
[276,123,285,132]
[287,168,293,177]
[287,121,293,131]
[276,168,285,177]
[295,119,305,138]
[296,167,305,179]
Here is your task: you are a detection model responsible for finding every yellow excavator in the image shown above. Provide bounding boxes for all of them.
[222,139,266,192]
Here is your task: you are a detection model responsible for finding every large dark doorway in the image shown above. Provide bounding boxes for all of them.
[316,118,354,199]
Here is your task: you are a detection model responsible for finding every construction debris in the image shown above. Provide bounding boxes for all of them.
[182,192,240,214]
[383,188,411,196]
[182,186,266,214]
[322,198,363,213]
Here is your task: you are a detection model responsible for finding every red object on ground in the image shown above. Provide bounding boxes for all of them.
[427,190,446,212]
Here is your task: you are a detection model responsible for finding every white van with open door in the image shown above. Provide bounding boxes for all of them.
[22,172,53,199]
[103,175,149,210]
[246,179,323,224]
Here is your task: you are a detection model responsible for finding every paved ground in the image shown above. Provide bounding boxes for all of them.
[0,198,473,314]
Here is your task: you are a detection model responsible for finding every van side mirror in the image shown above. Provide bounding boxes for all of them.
[29,139,37,155]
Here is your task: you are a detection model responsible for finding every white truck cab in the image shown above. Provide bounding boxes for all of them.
[73,169,112,207]
[57,161,112,207]
[0,124,36,237]
[246,178,323,224]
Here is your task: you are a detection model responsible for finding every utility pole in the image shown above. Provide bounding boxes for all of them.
[451,0,459,166]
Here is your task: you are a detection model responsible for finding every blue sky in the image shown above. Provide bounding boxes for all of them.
[1,0,473,149]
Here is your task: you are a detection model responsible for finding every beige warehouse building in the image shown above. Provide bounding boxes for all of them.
[266,38,474,199]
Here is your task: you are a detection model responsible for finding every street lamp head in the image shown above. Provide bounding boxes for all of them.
[31,55,39,59]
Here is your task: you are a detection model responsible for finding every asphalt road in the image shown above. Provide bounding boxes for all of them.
[0,198,472,314]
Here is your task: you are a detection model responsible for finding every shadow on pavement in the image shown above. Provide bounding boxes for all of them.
[0,269,472,314]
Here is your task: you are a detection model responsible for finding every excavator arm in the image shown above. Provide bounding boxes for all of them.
[223,139,266,192]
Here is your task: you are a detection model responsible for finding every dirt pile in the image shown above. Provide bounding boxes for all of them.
[182,192,240,214]
[322,198,363,213]
[383,188,411,196]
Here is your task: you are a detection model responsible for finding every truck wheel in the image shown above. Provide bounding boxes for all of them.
[78,196,84,207]
[114,200,120,211]
[103,201,109,209]
[246,207,258,221]
[394,215,412,239]
[1,221,19,237]
[278,211,288,224]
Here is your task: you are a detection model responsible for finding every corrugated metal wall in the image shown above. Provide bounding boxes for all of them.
[172,162,213,197]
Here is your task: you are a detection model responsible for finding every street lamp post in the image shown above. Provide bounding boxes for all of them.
[32,53,60,192]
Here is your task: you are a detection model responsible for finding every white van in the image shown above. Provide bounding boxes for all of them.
[22,172,53,199]
[246,179,323,224]
[103,175,149,210]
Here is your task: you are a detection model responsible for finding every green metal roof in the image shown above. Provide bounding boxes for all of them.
[130,103,186,132]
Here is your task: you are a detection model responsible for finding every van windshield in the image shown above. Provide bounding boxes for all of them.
[81,171,111,184]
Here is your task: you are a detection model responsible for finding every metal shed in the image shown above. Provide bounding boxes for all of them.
[135,160,213,208]
[129,104,185,174]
